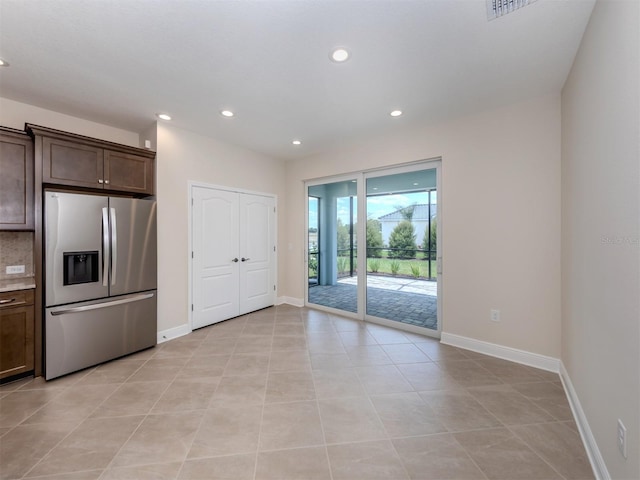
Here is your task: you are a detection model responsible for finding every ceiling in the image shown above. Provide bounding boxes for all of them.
[0,0,595,161]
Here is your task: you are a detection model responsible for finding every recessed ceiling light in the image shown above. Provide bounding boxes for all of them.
[292,140,302,145]
[221,110,234,118]
[330,48,350,63]
[0,58,9,67]
[390,110,403,117]
[156,113,171,121]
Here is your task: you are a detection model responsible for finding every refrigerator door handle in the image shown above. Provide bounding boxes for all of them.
[50,292,155,316]
[110,207,117,286]
[102,207,110,287]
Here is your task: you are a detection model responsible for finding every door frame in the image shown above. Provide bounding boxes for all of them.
[304,158,442,338]
[362,160,442,339]
[188,181,278,332]
[304,173,360,319]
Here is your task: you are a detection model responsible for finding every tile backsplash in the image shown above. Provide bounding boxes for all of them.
[0,231,35,280]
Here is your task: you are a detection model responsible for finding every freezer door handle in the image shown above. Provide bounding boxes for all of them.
[49,292,155,316]
[110,207,117,286]
[102,207,110,287]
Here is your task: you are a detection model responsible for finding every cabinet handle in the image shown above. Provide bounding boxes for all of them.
[105,180,110,184]
[98,179,104,184]
[0,298,16,305]
[231,258,239,263]
[241,257,250,262]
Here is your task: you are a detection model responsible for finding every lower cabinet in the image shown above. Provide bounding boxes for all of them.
[0,289,35,380]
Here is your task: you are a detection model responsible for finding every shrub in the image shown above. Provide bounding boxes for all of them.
[337,256,348,274]
[368,258,380,273]
[308,256,318,278]
[390,260,401,275]
[337,218,350,251]
[366,219,384,258]
[410,263,421,278]
[422,218,437,260]
[388,220,417,258]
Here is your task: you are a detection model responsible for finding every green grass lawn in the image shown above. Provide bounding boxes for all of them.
[364,257,437,279]
[309,251,438,280]
[333,255,437,279]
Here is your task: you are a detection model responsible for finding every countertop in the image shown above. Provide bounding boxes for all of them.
[0,277,36,293]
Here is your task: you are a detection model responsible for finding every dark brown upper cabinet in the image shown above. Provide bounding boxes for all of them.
[28,124,155,196]
[104,150,154,195]
[0,127,34,231]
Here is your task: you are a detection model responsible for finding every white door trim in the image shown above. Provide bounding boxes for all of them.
[188,181,277,332]
[192,186,241,328]
[239,193,277,314]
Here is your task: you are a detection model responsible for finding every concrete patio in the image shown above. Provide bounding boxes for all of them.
[308,275,438,330]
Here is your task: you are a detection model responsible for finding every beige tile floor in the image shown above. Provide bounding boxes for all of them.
[0,305,594,480]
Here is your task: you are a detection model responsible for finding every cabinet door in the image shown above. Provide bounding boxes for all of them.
[42,137,105,189]
[0,132,34,230]
[104,150,154,195]
[0,305,35,379]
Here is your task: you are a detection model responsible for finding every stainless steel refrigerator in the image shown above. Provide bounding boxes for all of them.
[44,191,157,380]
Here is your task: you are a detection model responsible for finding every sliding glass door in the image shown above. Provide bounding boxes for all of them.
[307,178,358,315]
[364,168,438,331]
[306,161,441,336]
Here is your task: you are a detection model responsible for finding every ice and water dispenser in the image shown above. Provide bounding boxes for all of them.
[63,251,99,285]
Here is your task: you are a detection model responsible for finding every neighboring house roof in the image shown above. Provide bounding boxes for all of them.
[378,204,437,221]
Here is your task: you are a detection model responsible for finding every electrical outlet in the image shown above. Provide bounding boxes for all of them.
[6,265,25,275]
[490,309,501,322]
[617,419,627,458]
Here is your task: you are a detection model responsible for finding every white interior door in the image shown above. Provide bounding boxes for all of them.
[192,186,240,329]
[239,194,276,314]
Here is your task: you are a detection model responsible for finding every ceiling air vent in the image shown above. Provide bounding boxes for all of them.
[487,0,537,20]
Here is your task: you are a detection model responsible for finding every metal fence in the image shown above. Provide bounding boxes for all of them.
[309,247,437,283]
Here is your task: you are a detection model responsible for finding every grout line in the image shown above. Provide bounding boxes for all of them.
[307,312,338,480]
[449,433,492,480]
[507,424,572,480]
[252,315,275,480]
[8,306,591,479]
[15,368,110,478]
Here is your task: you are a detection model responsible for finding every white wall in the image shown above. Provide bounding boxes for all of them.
[284,94,562,358]
[0,98,288,339]
[561,0,640,478]
[0,97,140,146]
[156,123,286,334]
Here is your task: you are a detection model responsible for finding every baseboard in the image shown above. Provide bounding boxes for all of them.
[440,333,605,478]
[277,296,304,307]
[157,323,191,344]
[559,361,610,480]
[440,332,560,372]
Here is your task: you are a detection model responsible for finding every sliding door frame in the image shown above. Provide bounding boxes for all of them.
[304,173,361,319]
[305,158,442,338]
[361,160,442,339]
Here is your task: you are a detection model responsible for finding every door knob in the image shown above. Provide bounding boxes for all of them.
[241,257,250,262]
[232,258,239,263]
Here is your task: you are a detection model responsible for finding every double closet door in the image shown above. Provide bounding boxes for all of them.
[192,186,276,329]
